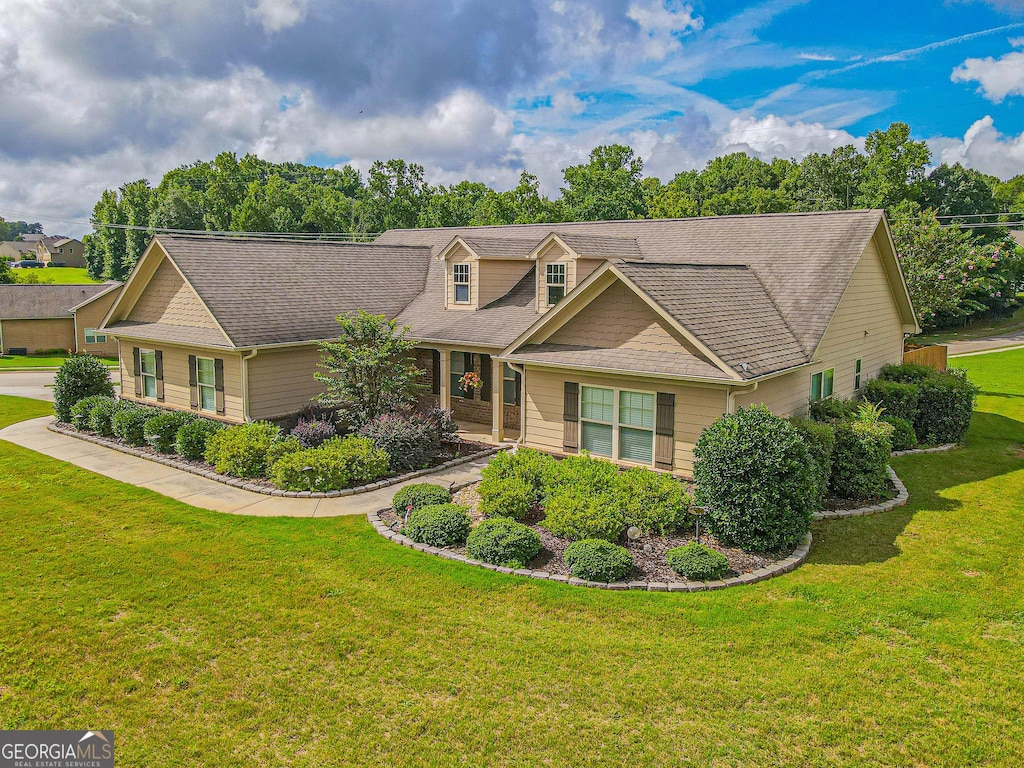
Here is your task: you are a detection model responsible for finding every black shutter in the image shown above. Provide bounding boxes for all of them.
[655,392,675,470]
[563,381,579,453]
[480,354,492,402]
[155,350,165,402]
[431,350,440,396]
[132,347,142,398]
[214,358,225,415]
[188,355,199,409]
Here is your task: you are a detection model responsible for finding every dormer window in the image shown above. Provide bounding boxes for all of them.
[453,263,471,304]
[546,263,566,306]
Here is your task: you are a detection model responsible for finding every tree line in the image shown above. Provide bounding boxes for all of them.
[84,121,1024,331]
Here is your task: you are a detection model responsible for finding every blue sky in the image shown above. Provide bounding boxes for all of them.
[1,0,1023,237]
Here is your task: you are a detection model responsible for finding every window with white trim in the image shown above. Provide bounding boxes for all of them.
[197,356,216,412]
[84,328,106,344]
[854,358,863,390]
[453,263,471,304]
[580,385,655,464]
[810,368,834,402]
[546,263,566,306]
[140,350,157,399]
[503,363,520,406]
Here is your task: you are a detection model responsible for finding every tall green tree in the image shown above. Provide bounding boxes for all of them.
[357,159,430,232]
[856,122,930,212]
[791,145,865,211]
[560,144,647,221]
[922,163,999,222]
[120,179,154,275]
[418,181,492,228]
[88,189,126,280]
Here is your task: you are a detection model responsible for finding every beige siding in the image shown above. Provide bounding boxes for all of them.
[445,247,477,310]
[478,260,533,306]
[119,343,244,423]
[733,369,809,417]
[535,242,575,312]
[246,346,327,421]
[127,258,219,329]
[0,318,76,353]
[523,365,728,476]
[73,290,120,356]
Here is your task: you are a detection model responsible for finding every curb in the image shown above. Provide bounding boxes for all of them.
[367,510,812,592]
[813,466,909,520]
[48,421,506,498]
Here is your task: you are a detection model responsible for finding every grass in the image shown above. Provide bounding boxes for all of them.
[12,266,103,284]
[0,354,118,369]
[913,305,1024,346]
[1,351,1023,766]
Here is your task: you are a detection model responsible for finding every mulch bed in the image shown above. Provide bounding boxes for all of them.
[824,478,897,510]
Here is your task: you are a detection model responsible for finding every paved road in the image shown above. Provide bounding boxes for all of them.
[0,369,120,402]
[946,331,1024,357]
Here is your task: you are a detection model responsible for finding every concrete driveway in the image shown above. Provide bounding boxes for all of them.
[0,369,121,402]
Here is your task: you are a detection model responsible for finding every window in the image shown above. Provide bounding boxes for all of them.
[503,363,520,406]
[453,263,471,304]
[450,351,471,399]
[854,358,863,390]
[197,357,216,412]
[546,263,566,306]
[140,350,157,399]
[810,368,835,402]
[579,386,655,464]
[84,328,106,344]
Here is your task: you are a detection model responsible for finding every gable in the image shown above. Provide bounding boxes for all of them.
[126,257,220,330]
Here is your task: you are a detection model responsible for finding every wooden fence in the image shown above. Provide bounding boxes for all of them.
[903,344,947,371]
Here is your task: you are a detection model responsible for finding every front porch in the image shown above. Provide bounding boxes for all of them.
[457,421,520,445]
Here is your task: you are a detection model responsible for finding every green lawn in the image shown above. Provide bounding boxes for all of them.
[1,351,1023,766]
[0,354,117,369]
[913,305,1024,346]
[13,266,102,284]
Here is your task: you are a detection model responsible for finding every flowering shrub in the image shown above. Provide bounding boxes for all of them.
[290,418,337,448]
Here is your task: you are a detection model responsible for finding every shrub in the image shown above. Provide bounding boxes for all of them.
[479,448,556,502]
[88,397,125,437]
[420,405,459,444]
[465,517,541,569]
[563,539,633,582]
[270,436,390,492]
[477,475,536,521]
[788,417,835,509]
[613,467,692,535]
[69,394,113,430]
[541,488,626,542]
[144,411,193,453]
[204,421,284,478]
[53,355,114,422]
[289,418,337,448]
[883,416,918,452]
[693,405,816,552]
[357,411,441,473]
[175,418,225,461]
[546,453,620,495]
[878,362,936,384]
[914,370,977,444]
[829,420,894,499]
[391,483,452,516]
[265,436,303,468]
[808,397,857,423]
[862,379,919,423]
[405,503,472,547]
[112,404,160,446]
[666,543,730,581]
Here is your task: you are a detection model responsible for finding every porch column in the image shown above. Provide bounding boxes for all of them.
[491,355,504,444]
[438,348,451,412]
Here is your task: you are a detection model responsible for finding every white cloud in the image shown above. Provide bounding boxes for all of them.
[626,0,703,60]
[245,0,309,33]
[931,116,1024,178]
[951,39,1024,102]
[717,114,856,159]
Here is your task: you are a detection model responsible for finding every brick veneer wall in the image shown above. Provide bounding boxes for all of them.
[414,348,519,429]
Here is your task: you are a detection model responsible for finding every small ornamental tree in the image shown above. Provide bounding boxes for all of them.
[52,354,115,422]
[315,309,423,428]
[693,405,816,552]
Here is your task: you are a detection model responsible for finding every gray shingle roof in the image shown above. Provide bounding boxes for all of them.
[554,233,642,260]
[148,235,433,347]
[504,343,732,380]
[617,263,808,379]
[0,283,113,320]
[103,320,233,348]
[455,235,539,259]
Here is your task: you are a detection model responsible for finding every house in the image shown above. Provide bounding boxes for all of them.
[98,210,917,475]
[0,282,122,356]
[0,241,39,261]
[35,237,87,268]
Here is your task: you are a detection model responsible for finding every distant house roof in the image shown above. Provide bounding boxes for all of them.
[0,283,115,320]
[0,241,38,258]
[1011,230,1024,248]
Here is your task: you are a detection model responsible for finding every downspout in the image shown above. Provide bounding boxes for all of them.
[726,381,759,414]
[240,348,258,422]
[506,361,527,446]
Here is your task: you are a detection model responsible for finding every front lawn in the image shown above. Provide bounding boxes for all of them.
[0,354,118,369]
[12,266,103,284]
[1,350,1023,765]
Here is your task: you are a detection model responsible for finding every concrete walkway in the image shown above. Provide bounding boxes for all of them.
[0,415,491,518]
[0,369,121,402]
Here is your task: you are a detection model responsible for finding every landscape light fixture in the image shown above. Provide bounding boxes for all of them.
[626,525,641,542]
[301,465,314,492]
[692,506,707,544]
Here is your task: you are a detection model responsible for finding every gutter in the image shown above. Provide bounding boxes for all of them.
[726,382,759,414]
[240,348,258,422]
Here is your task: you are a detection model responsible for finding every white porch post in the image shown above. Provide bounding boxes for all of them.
[491,355,504,443]
[438,349,451,412]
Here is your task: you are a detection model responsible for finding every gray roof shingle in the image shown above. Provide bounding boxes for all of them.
[455,235,539,259]
[504,343,732,380]
[0,283,114,320]
[554,233,642,260]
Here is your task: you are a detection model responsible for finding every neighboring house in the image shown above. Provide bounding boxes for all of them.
[0,282,122,356]
[99,210,917,475]
[0,241,39,261]
[1011,230,1024,249]
[35,237,87,268]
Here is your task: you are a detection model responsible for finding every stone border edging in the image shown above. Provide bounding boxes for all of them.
[814,466,909,520]
[48,421,504,499]
[367,508,812,592]
[892,443,956,457]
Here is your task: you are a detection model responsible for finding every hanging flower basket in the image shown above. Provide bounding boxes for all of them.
[459,371,483,391]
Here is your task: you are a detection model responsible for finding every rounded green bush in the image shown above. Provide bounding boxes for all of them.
[829,419,894,499]
[914,370,977,445]
[112,405,160,446]
[693,405,816,552]
[204,421,284,478]
[405,503,472,547]
[88,398,125,437]
[479,447,555,502]
[613,467,691,535]
[666,542,730,581]
[69,394,113,430]
[144,412,194,454]
[863,379,920,424]
[466,517,541,569]
[53,355,114,423]
[547,453,620,494]
[563,539,633,582]
[789,417,836,508]
[808,397,857,423]
[883,416,918,452]
[541,488,626,542]
[175,418,225,461]
[270,436,390,491]
[392,483,452,516]
[477,475,536,521]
